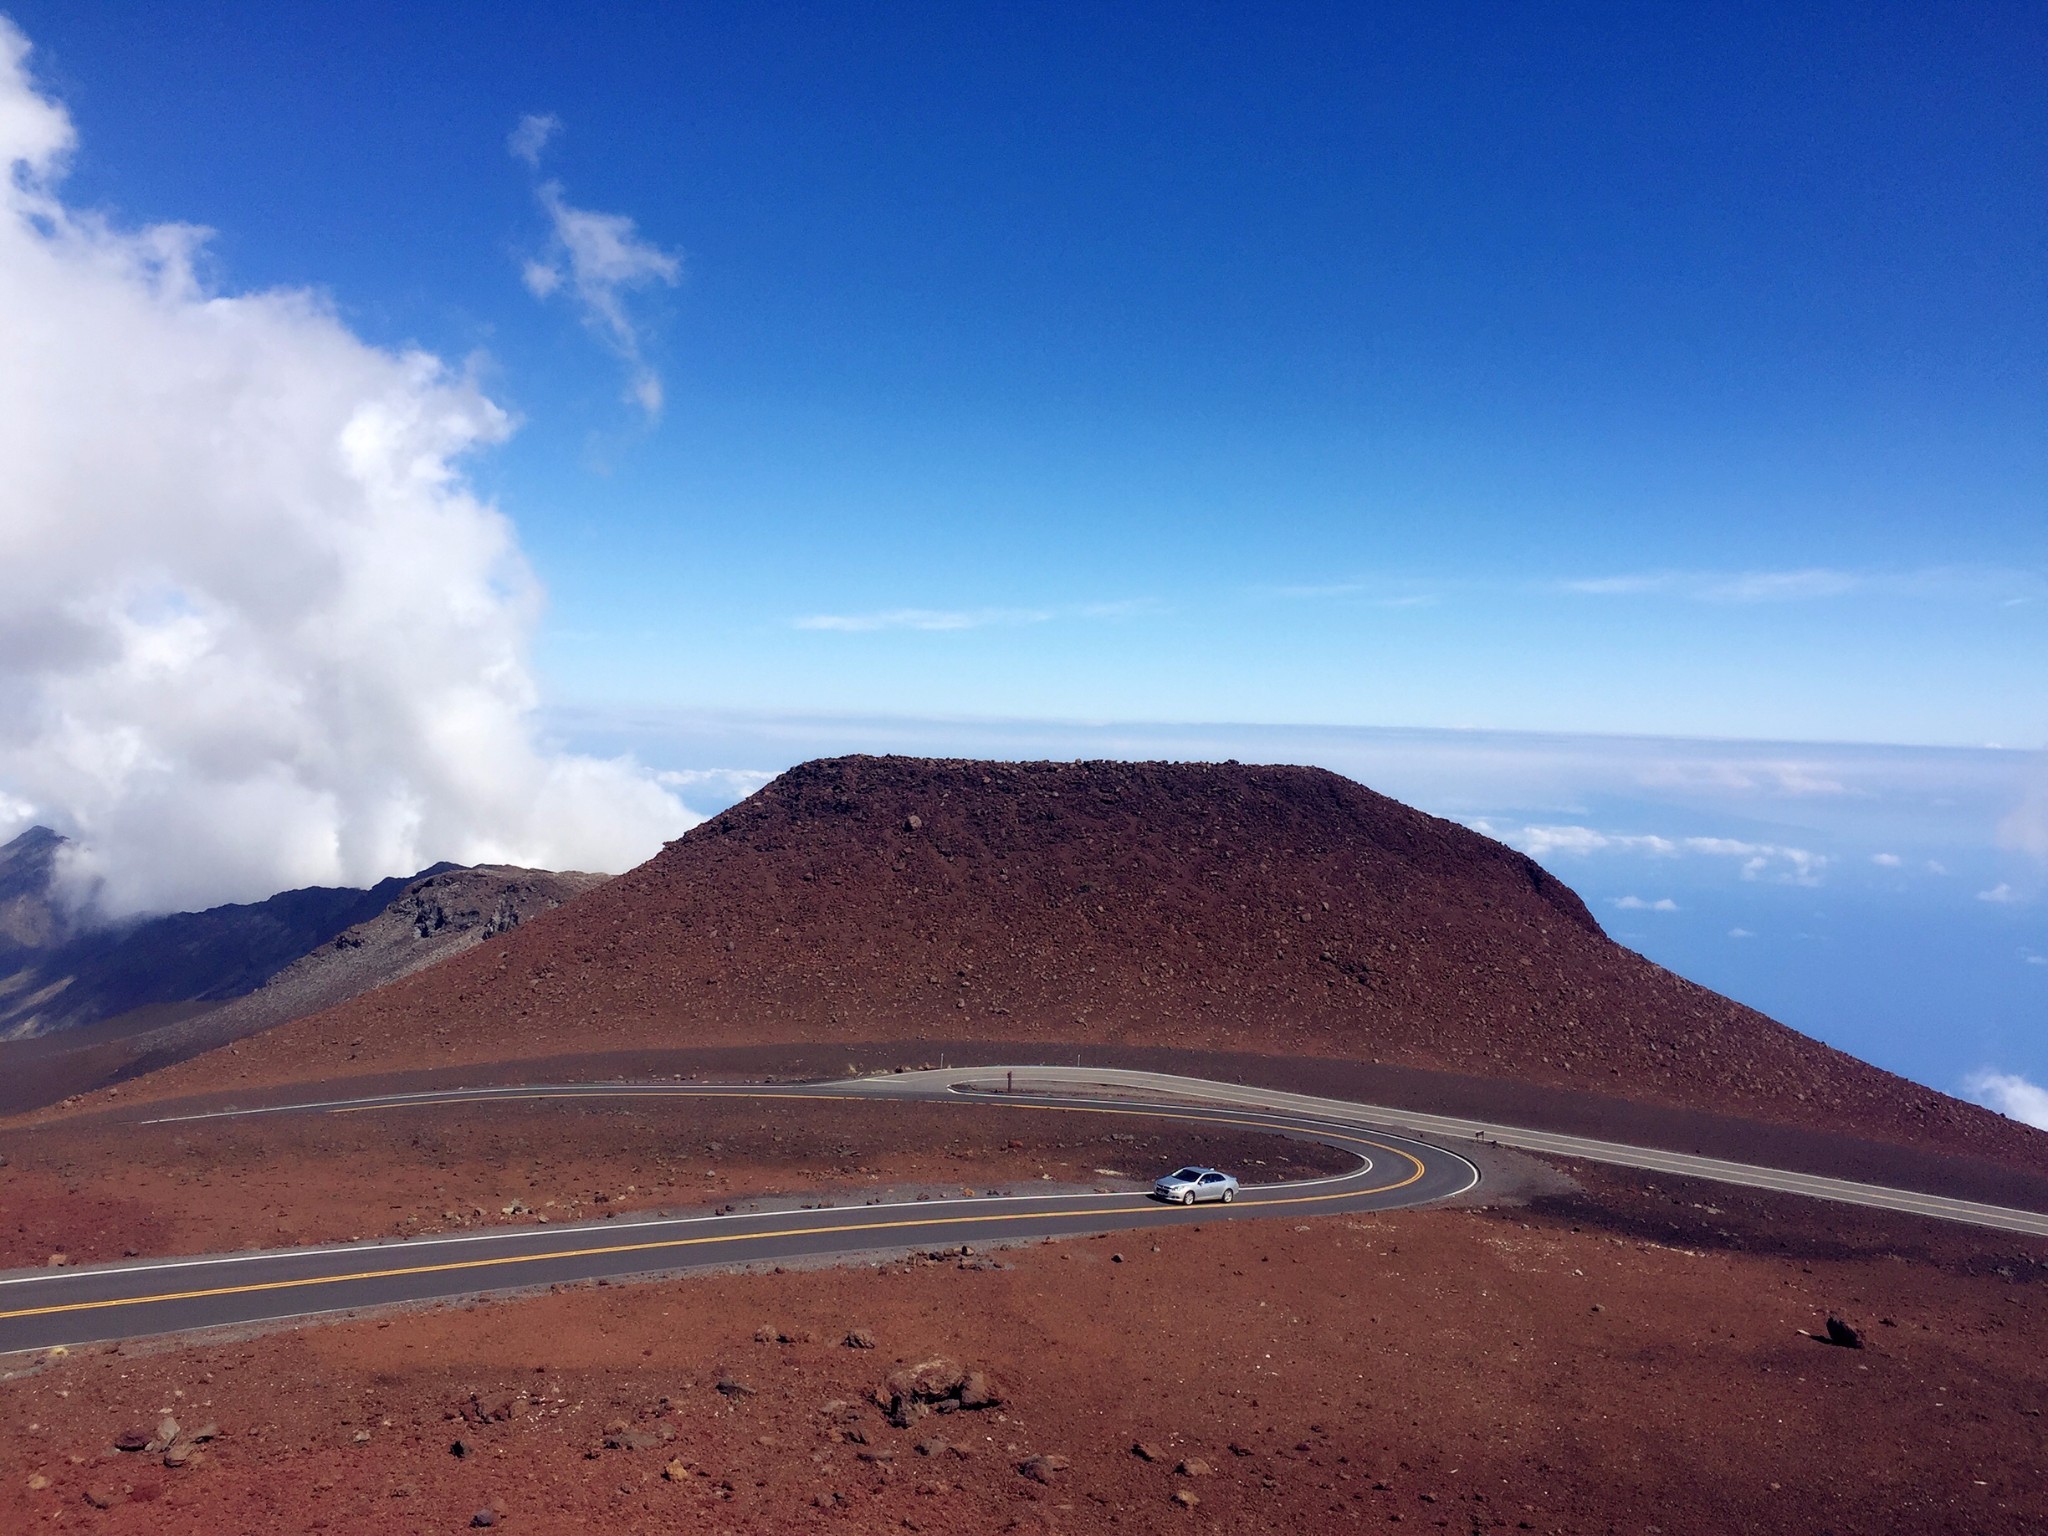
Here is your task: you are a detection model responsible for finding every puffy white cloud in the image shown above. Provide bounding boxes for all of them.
[1977,883,2024,904]
[1871,852,1902,867]
[512,126,681,417]
[1611,895,1678,911]
[0,22,694,916]
[1963,1071,2048,1130]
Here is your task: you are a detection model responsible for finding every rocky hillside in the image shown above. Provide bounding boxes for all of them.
[131,757,2044,1167]
[0,851,607,1112]
[0,827,452,1041]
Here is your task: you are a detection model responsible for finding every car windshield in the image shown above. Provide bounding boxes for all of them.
[1171,1168,1203,1181]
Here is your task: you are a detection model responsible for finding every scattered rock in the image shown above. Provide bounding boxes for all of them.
[880,1358,1003,1426]
[450,1439,475,1458]
[470,1510,497,1529]
[715,1375,756,1397]
[602,1421,663,1452]
[916,1438,950,1457]
[843,1329,878,1349]
[457,1391,519,1425]
[1132,1441,1168,1463]
[28,1473,51,1491]
[144,1416,180,1454]
[83,1484,126,1510]
[1177,1457,1214,1477]
[1173,1488,1201,1509]
[1825,1316,1864,1349]
[113,1429,151,1453]
[1017,1453,1070,1484]
[905,815,922,831]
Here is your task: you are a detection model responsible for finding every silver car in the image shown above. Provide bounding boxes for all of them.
[1153,1166,1238,1205]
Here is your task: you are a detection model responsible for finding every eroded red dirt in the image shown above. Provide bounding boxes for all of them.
[7,1172,2045,1535]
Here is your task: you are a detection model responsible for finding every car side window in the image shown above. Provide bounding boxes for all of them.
[1201,1173,1221,1183]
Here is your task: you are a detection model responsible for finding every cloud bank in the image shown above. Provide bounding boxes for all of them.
[511,116,681,416]
[0,22,693,916]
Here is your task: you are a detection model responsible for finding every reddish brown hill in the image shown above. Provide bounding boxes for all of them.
[125,757,2043,1167]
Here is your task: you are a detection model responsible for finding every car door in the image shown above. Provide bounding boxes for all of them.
[1199,1172,1225,1203]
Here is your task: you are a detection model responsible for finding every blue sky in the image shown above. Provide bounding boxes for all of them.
[1,5,2042,1112]
[17,1,2043,742]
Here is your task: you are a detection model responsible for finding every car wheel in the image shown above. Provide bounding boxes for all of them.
[1221,1187,1234,1204]
[1181,1189,1196,1206]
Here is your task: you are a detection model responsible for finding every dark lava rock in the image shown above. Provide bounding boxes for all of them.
[1825,1315,1864,1349]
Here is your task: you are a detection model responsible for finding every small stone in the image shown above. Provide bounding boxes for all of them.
[663,1459,690,1481]
[1825,1316,1864,1349]
[1017,1453,1069,1484]
[84,1485,126,1510]
[470,1511,497,1529]
[28,1473,52,1491]
[905,815,922,831]
[353,1430,371,1443]
[1173,1488,1201,1509]
[113,1429,151,1453]
[715,1376,755,1397]
[1132,1441,1168,1463]
[843,1329,878,1349]
[450,1439,474,1458]
[1177,1457,1214,1477]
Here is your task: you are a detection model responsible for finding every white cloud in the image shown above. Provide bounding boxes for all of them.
[1962,1071,2048,1130]
[795,607,1055,633]
[1502,825,1678,859]
[1611,895,1679,911]
[1871,852,1902,867]
[2021,949,2047,967]
[1560,565,2042,606]
[1728,927,1755,939]
[507,112,559,168]
[1490,823,1827,885]
[1637,758,1853,797]
[1977,882,2024,904]
[0,23,695,916]
[513,129,681,417]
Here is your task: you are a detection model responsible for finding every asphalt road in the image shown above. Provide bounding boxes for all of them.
[10,1062,2044,1356]
[0,1084,1477,1355]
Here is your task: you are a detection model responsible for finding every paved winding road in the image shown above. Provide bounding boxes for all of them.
[0,1080,1477,1355]
[7,1063,2045,1356]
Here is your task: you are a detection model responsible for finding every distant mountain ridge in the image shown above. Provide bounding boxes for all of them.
[0,827,611,1109]
[0,826,456,1040]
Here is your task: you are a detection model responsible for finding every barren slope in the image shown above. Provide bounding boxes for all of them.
[126,757,2045,1169]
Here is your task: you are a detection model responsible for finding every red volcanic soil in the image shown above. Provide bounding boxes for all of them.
[7,1169,2045,1535]
[100,757,2047,1171]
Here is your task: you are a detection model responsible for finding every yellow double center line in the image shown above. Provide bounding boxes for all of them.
[0,1097,1430,1327]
